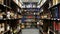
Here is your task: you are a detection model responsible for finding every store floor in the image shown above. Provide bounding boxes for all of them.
[17,28,43,34]
[18,29,54,34]
[18,32,43,34]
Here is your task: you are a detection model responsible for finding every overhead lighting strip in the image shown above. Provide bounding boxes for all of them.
[38,0,42,4]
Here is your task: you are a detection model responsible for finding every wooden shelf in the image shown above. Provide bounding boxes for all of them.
[1,30,10,34]
[0,18,22,21]
[23,21,37,23]
[22,9,40,12]
[0,4,11,9]
[22,15,40,16]
[37,18,51,20]
[36,18,60,21]
[37,18,60,20]
[21,8,40,9]
[50,18,60,21]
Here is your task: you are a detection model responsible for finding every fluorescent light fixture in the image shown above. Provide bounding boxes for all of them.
[38,0,47,8]
[20,0,23,4]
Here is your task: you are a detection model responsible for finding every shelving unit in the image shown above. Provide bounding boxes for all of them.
[0,0,60,34]
[35,0,60,34]
[0,4,11,9]
[0,0,49,34]
[0,0,22,34]
[48,0,60,34]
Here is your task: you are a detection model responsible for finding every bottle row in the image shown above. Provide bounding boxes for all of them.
[0,12,16,19]
[20,20,43,29]
[0,23,10,34]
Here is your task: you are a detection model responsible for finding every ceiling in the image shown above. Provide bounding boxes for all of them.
[21,0,40,2]
[19,0,43,8]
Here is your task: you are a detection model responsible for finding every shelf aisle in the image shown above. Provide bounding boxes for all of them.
[0,0,60,34]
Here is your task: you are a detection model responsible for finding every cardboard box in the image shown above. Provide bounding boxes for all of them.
[56,0,60,4]
[0,0,4,4]
[53,0,56,6]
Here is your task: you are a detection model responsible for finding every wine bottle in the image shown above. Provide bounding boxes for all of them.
[7,12,10,19]
[0,13,3,19]
[21,23,25,29]
[0,24,1,33]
